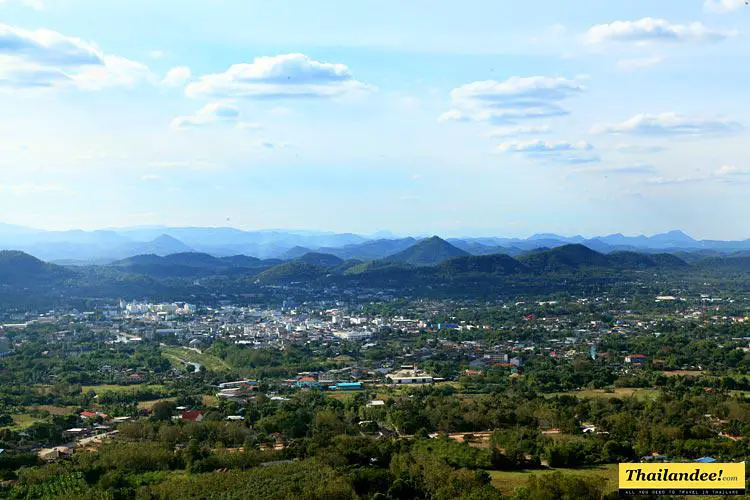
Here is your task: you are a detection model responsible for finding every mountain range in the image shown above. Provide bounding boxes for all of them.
[4,222,750,264]
[4,237,750,303]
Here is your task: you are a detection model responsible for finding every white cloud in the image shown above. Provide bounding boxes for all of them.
[497,139,598,164]
[0,0,42,9]
[147,160,217,170]
[704,0,746,12]
[170,100,242,130]
[0,22,149,90]
[185,53,371,100]
[617,56,664,71]
[615,144,667,154]
[715,165,750,178]
[646,165,750,186]
[253,140,290,150]
[591,112,742,136]
[441,76,584,124]
[148,50,166,59]
[571,164,657,175]
[645,175,709,185]
[497,139,592,153]
[487,125,550,138]
[586,18,738,44]
[162,66,191,87]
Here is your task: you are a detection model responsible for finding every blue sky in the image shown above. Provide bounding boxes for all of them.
[0,0,749,239]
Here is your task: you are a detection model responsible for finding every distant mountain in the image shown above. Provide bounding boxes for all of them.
[321,238,418,261]
[385,236,470,267]
[294,252,344,268]
[115,234,194,257]
[281,246,314,259]
[110,252,274,278]
[448,239,517,256]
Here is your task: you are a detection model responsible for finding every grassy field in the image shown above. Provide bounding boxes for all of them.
[138,397,178,410]
[661,370,704,377]
[30,405,77,415]
[81,384,167,395]
[162,346,231,372]
[489,464,618,496]
[548,387,661,400]
[8,414,44,430]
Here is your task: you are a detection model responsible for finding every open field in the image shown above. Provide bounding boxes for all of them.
[30,405,78,415]
[138,397,178,410]
[547,387,661,400]
[661,370,705,377]
[162,346,231,372]
[81,384,166,394]
[5,413,44,430]
[489,464,618,496]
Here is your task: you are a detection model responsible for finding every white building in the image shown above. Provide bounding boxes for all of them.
[333,330,373,341]
[386,368,434,385]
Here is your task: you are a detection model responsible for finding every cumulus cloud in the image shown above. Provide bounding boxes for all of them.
[715,165,750,179]
[646,165,750,186]
[441,76,584,124]
[170,100,242,130]
[591,112,742,136]
[645,175,709,185]
[0,22,149,90]
[497,139,592,153]
[704,0,746,12]
[162,66,191,87]
[185,53,371,100]
[571,164,657,175]
[497,139,598,164]
[488,125,550,138]
[617,56,664,70]
[586,18,738,44]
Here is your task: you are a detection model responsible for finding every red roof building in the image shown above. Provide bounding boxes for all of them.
[181,410,204,422]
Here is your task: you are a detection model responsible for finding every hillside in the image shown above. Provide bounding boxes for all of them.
[255,261,328,284]
[294,252,344,268]
[109,252,274,278]
[0,250,71,285]
[519,244,609,272]
[438,254,528,275]
[385,236,469,267]
[321,238,418,261]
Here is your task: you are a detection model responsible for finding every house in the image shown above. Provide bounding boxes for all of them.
[294,375,320,388]
[38,446,73,462]
[181,410,204,422]
[386,368,434,385]
[80,411,98,419]
[625,354,648,364]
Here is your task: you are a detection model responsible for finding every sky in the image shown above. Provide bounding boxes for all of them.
[0,0,749,239]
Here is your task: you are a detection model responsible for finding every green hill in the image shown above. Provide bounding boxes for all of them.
[385,236,470,267]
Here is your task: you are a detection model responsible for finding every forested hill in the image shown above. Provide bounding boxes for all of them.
[4,242,750,304]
